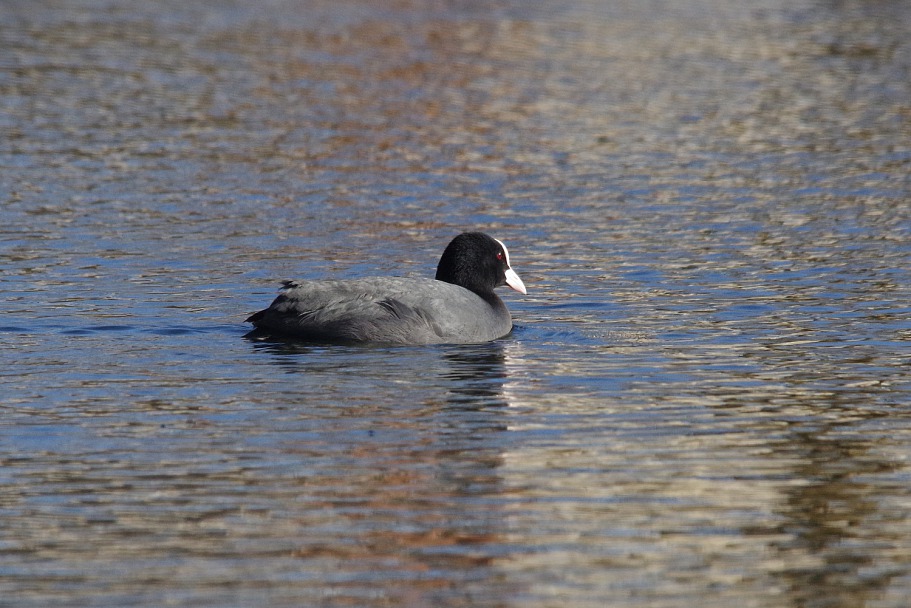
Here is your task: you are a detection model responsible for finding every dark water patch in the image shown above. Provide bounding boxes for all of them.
[63,324,136,334]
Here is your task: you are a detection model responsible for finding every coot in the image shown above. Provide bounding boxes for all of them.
[246,232,527,344]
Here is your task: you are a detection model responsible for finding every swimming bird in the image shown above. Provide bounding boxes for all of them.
[246,232,527,344]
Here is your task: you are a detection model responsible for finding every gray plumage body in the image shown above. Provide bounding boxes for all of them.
[247,276,512,345]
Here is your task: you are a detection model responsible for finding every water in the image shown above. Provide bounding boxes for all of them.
[2,0,911,606]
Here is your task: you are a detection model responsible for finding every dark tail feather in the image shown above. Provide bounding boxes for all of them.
[246,310,266,324]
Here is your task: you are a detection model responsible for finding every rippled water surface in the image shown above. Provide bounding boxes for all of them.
[2,0,911,606]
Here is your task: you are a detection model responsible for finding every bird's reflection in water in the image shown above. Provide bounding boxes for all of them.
[244,332,513,406]
[243,332,516,440]
[440,341,510,409]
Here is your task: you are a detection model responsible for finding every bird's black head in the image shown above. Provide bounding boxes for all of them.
[435,232,526,297]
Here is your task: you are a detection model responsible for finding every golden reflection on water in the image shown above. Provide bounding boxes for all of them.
[499,297,909,606]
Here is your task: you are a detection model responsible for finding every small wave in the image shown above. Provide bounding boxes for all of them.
[60,325,136,335]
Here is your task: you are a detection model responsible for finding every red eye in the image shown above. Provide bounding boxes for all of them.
[496,252,503,261]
